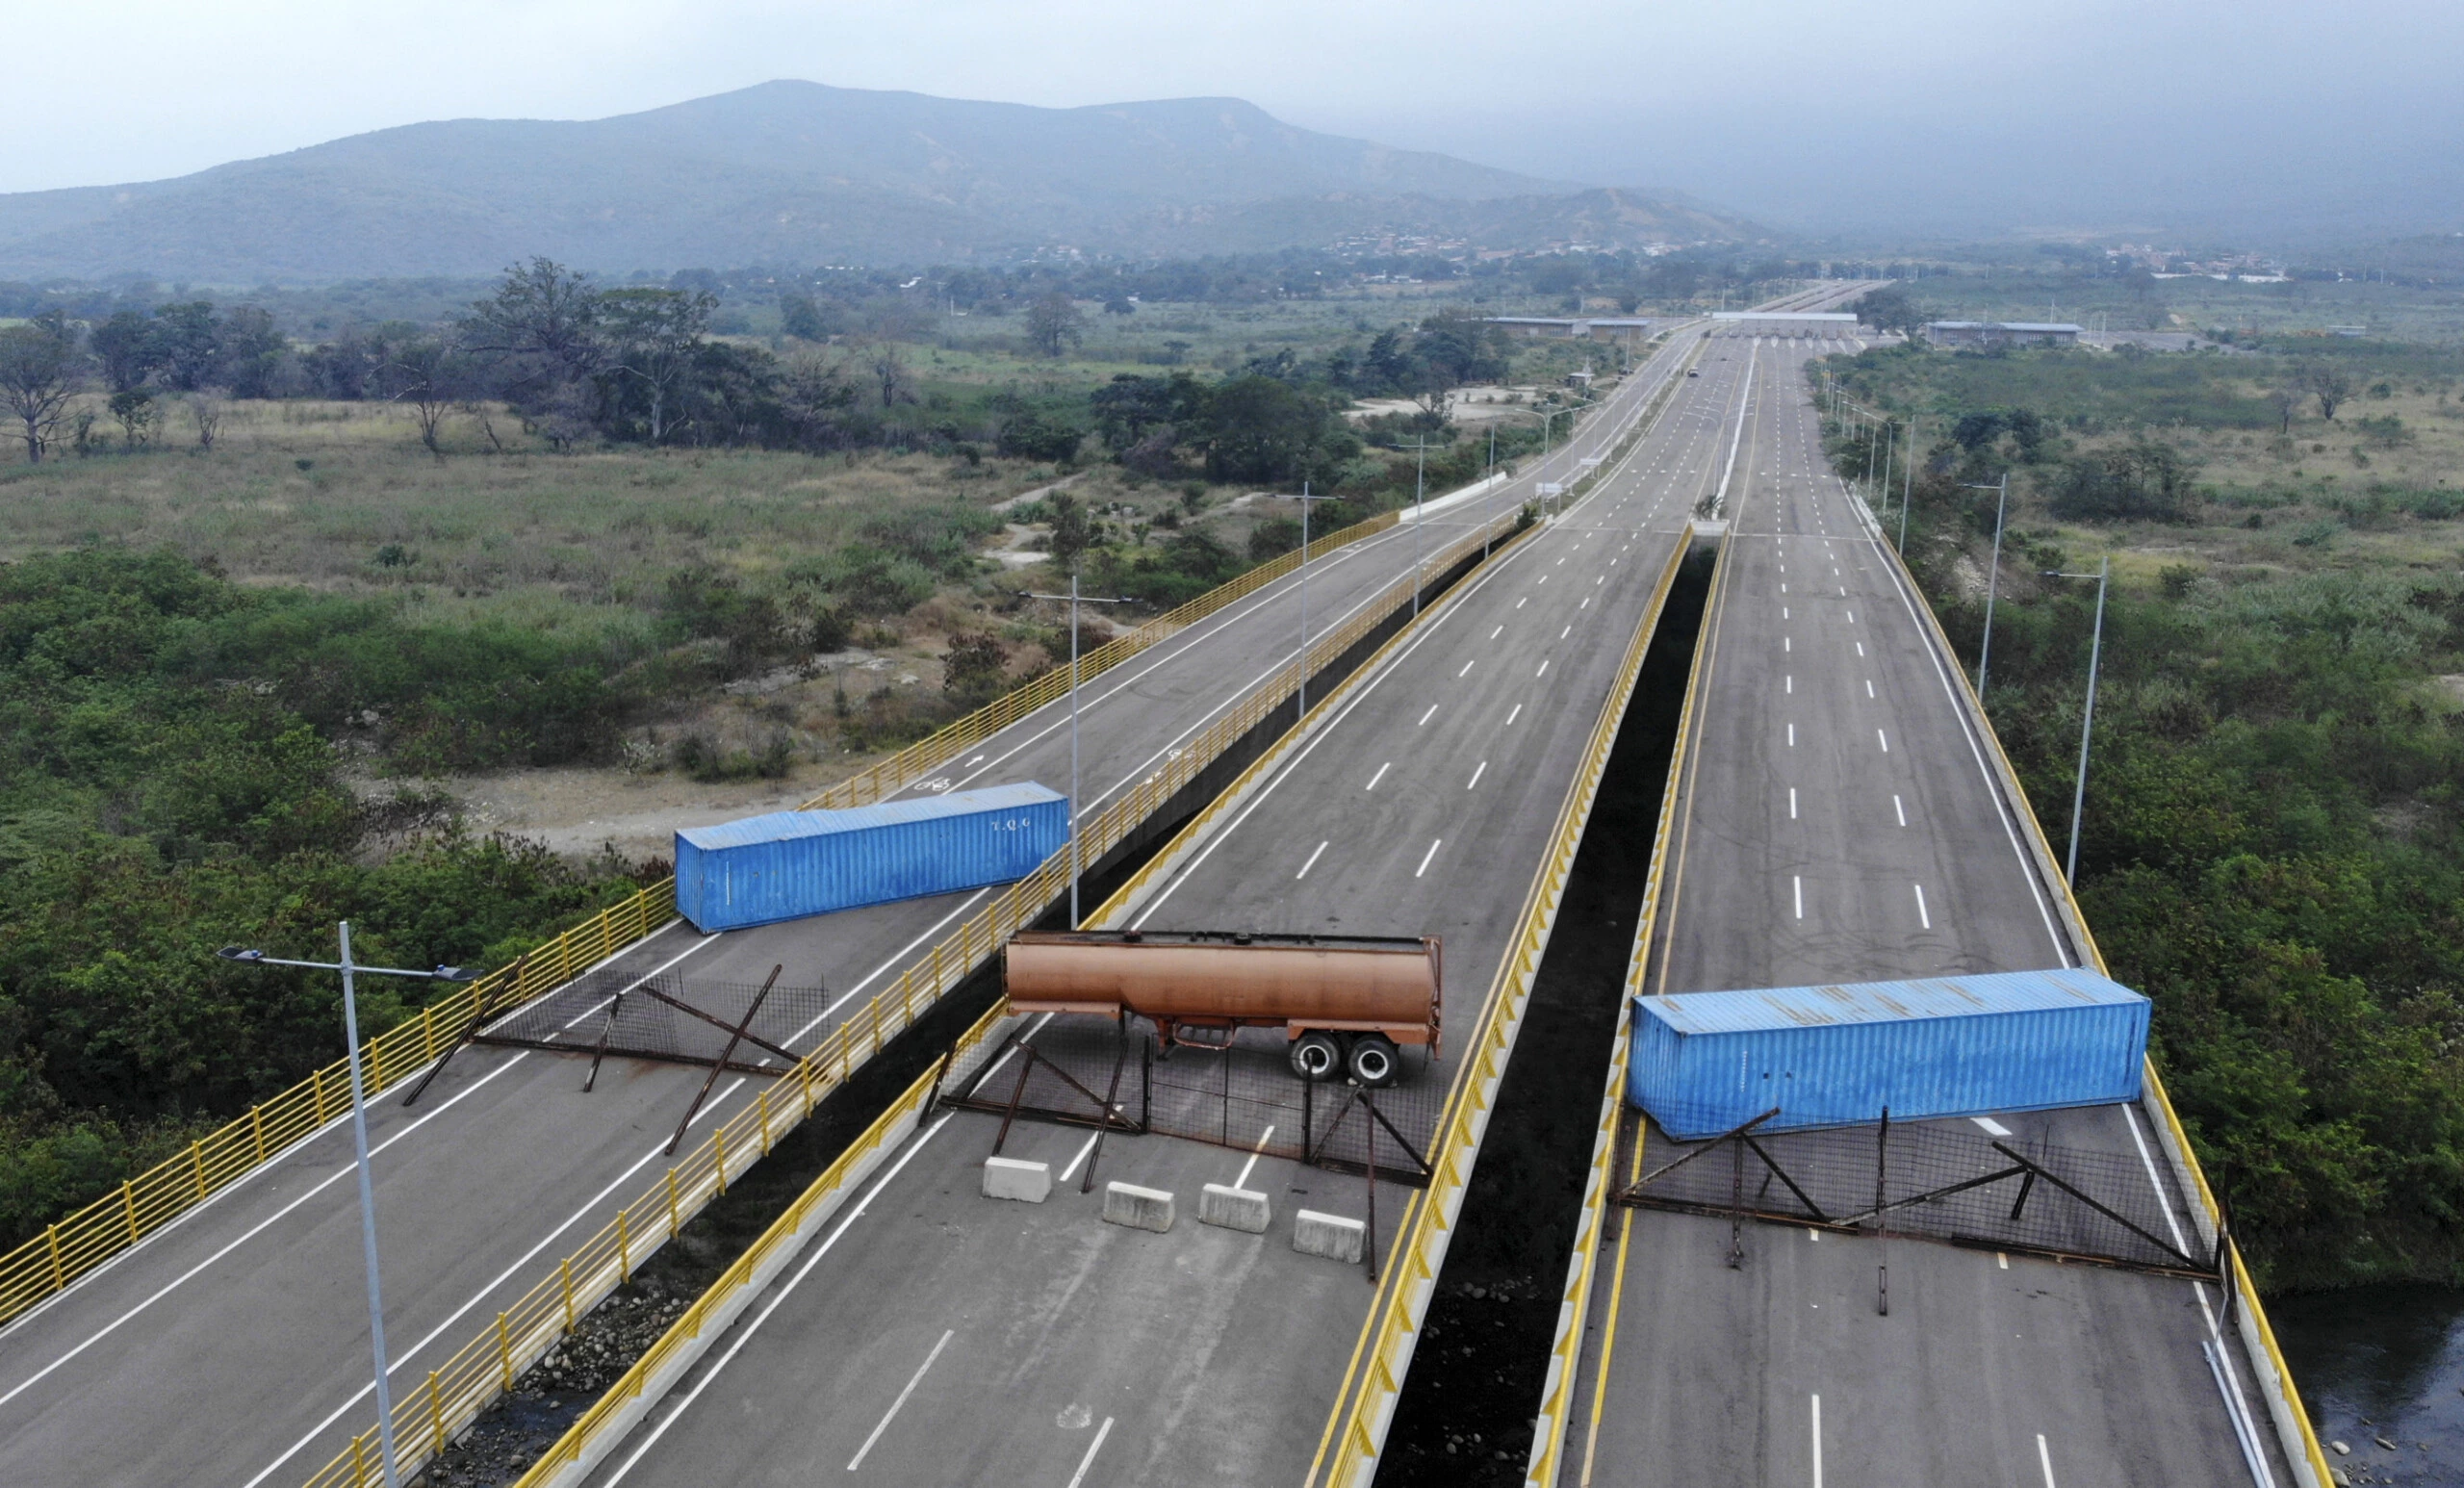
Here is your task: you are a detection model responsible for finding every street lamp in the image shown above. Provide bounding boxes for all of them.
[1394,435,1446,617]
[216,931,475,1488]
[2040,558,2111,886]
[1899,420,1917,552]
[1016,576,1131,928]
[1270,482,1344,714]
[1963,474,2013,702]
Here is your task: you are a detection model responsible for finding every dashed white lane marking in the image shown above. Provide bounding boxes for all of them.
[1893,794,1907,827]
[1793,876,1805,919]
[1789,787,1798,820]
[1065,1417,1116,1488]
[1914,884,1933,929]
[1877,729,1889,753]
[1536,660,1550,678]
[1506,704,1523,726]
[1296,841,1329,880]
[1418,706,1437,726]
[1467,761,1488,790]
[1415,838,1444,878]
[1365,761,1391,790]
[1459,659,1476,677]
[1787,724,1796,747]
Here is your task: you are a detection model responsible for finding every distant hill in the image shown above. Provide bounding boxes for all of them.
[0,81,1758,283]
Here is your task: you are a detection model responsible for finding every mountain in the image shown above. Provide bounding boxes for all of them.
[0,82,1758,283]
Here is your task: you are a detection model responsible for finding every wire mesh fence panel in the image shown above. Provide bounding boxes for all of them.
[1625,1114,2202,1273]
[953,1015,1450,1182]
[478,974,831,1074]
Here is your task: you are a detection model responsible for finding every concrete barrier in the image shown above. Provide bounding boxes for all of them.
[1198,1184,1270,1234]
[1294,1209,1366,1264]
[1102,1182,1175,1233]
[982,1156,1052,1203]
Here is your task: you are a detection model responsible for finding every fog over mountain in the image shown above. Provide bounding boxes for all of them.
[0,82,1760,283]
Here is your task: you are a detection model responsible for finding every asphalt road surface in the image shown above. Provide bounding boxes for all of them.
[563,329,1774,1488]
[1562,332,2296,1488]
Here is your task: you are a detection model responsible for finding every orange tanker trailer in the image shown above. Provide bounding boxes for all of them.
[1003,929,1441,1088]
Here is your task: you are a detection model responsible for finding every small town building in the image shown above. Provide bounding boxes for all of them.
[1924,321,2083,348]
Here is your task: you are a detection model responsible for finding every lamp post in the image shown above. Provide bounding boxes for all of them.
[1899,420,1916,552]
[1963,474,2012,701]
[1394,435,1446,616]
[2041,558,2111,885]
[216,932,475,1488]
[1017,576,1131,928]
[1270,483,1343,714]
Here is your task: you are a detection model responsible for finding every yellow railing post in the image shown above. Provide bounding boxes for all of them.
[496,1312,514,1393]
[312,1065,330,1125]
[350,1431,370,1488]
[665,1168,682,1240]
[757,1088,773,1154]
[250,1104,268,1164]
[617,1209,631,1284]
[119,1182,140,1245]
[427,1370,447,1456]
[45,1225,64,1290]
[713,1128,729,1195]
[560,1257,577,1333]
[190,1142,208,1201]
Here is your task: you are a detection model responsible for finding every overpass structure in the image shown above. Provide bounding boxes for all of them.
[0,308,1718,1488]
[1527,328,2326,1485]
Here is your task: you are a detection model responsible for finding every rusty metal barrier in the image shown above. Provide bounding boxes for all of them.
[291,503,1531,1488]
[1309,536,1690,1488]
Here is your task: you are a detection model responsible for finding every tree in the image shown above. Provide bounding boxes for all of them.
[215,307,288,399]
[89,311,165,394]
[1855,285,1930,338]
[189,394,224,452]
[153,302,222,391]
[2268,383,2301,434]
[0,318,82,462]
[108,388,155,449]
[463,260,603,419]
[1046,492,1093,567]
[1024,292,1084,358]
[1102,295,1136,317]
[779,294,833,342]
[866,342,910,409]
[378,339,463,457]
[2297,361,2354,422]
[1196,375,1354,485]
[941,632,1009,706]
[779,353,860,449]
[601,288,713,443]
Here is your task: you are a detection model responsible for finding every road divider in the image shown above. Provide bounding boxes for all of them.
[1310,535,1691,1488]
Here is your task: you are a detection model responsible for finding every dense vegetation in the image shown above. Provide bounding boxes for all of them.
[0,548,663,1247]
[1818,338,2464,1289]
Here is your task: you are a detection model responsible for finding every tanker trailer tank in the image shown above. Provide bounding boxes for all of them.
[1004,929,1441,1089]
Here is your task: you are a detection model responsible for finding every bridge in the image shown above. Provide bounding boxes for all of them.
[1,282,2327,1488]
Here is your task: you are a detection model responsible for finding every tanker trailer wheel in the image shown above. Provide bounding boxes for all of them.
[1348,1034,1400,1089]
[1291,1031,1344,1081]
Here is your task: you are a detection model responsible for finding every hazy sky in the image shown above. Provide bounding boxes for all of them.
[23,0,2458,242]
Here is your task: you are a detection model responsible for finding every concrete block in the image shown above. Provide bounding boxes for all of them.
[982,1156,1051,1203]
[1102,1181,1176,1234]
[1198,1184,1270,1234]
[1293,1209,1366,1265]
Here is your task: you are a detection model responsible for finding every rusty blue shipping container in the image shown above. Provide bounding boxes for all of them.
[674,782,1067,933]
[1628,968,2149,1140]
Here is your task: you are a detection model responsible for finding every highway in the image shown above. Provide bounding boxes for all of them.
[0,317,1707,1488]
[545,316,1790,1488]
[1550,329,2300,1487]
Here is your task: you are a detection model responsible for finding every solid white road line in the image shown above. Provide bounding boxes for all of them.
[1296,841,1329,880]
[1416,839,1443,878]
[603,1114,957,1487]
[1065,1417,1116,1488]
[1057,1132,1101,1185]
[1233,1127,1276,1191]
[847,1329,955,1471]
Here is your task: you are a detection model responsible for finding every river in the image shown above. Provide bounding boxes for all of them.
[2274,1285,2464,1485]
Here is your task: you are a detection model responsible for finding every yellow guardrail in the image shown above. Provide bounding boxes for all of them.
[294,503,1531,1488]
[1525,524,1730,1488]
[0,884,677,1328]
[797,506,1403,814]
[1311,535,1688,1488]
[505,998,1013,1488]
[0,501,1419,1333]
[1870,517,2333,1488]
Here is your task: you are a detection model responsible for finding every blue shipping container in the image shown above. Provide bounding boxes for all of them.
[674,782,1068,933]
[1628,968,2148,1140]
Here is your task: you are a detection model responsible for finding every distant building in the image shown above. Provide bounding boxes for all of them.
[1925,321,2082,348]
[1707,311,1861,339]
[1484,317,1657,345]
